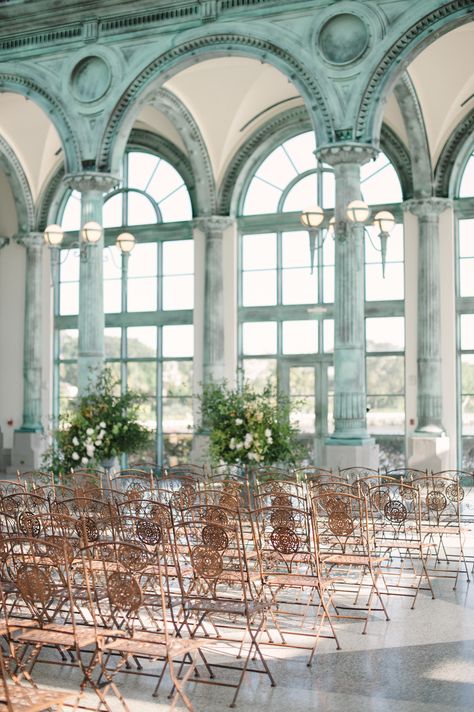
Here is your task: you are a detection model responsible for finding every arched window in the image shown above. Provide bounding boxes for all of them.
[456,146,474,468]
[54,148,194,466]
[239,129,404,466]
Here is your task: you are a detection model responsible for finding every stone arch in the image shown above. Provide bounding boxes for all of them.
[0,135,35,233]
[393,73,432,198]
[0,69,82,173]
[355,2,474,144]
[218,105,413,216]
[97,32,335,176]
[434,108,474,197]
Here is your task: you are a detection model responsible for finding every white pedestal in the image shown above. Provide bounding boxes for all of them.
[408,435,450,472]
[9,431,47,475]
[323,440,380,471]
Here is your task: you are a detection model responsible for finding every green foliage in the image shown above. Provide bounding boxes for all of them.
[44,368,151,476]
[198,381,303,466]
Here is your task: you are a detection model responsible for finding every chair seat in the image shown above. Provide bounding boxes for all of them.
[17,625,96,648]
[186,598,267,615]
[104,632,207,659]
[266,573,325,588]
[0,685,71,712]
[322,554,388,566]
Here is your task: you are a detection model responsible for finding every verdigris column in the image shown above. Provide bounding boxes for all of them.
[405,198,451,469]
[63,173,119,393]
[0,238,9,471]
[197,216,234,385]
[316,144,379,468]
[10,233,45,472]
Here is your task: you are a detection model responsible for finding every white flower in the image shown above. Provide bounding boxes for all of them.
[99,421,106,429]
[95,440,102,447]
[265,428,272,438]
[229,438,236,450]
[81,457,88,465]
[86,427,94,436]
[244,433,253,449]
[86,445,95,458]
[253,452,261,462]
[235,418,243,426]
[72,452,80,461]
[266,436,273,444]
[236,441,244,450]
[98,430,105,440]
[256,412,263,422]
[72,436,79,447]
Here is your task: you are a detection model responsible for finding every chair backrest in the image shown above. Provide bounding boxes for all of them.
[252,504,314,574]
[412,474,463,526]
[311,490,370,556]
[367,480,422,540]
[338,466,379,482]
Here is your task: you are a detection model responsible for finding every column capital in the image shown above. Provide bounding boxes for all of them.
[17,232,44,249]
[194,216,235,238]
[315,142,379,167]
[63,171,120,194]
[403,197,452,219]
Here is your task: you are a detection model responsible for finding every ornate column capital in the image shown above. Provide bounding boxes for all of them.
[16,232,44,249]
[403,198,452,219]
[315,142,379,167]
[194,216,235,239]
[63,171,120,194]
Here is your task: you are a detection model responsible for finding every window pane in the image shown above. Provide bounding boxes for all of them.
[242,271,276,306]
[323,319,334,353]
[128,243,157,278]
[242,358,277,390]
[461,355,474,394]
[163,397,193,433]
[60,282,79,315]
[289,366,315,396]
[461,315,474,350]
[460,155,474,197]
[282,231,311,268]
[104,328,121,358]
[461,401,474,435]
[61,191,81,231]
[322,171,335,209]
[127,361,156,396]
[361,154,402,204]
[103,246,122,279]
[282,132,316,173]
[159,186,193,222]
[282,268,317,305]
[291,397,315,433]
[323,265,334,302]
[104,280,121,313]
[128,277,157,312]
[367,396,405,434]
[366,317,405,351]
[282,174,317,212]
[147,159,184,202]
[59,362,78,401]
[283,320,318,354]
[256,146,298,190]
[127,327,157,357]
[242,233,276,270]
[242,322,277,355]
[59,330,78,359]
[366,224,404,263]
[163,241,194,275]
[163,275,194,310]
[459,219,474,257]
[367,355,404,395]
[242,177,281,215]
[60,249,80,282]
[127,191,158,226]
[128,152,160,191]
[103,193,123,228]
[366,263,404,301]
[162,325,193,357]
[163,361,193,396]
[460,259,474,297]
[164,434,192,467]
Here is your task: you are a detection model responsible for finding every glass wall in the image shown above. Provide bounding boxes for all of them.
[54,149,194,465]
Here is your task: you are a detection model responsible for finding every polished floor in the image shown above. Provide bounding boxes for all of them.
[33,564,474,712]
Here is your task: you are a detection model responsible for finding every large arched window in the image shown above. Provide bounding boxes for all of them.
[54,148,194,466]
[239,129,404,466]
[457,145,474,469]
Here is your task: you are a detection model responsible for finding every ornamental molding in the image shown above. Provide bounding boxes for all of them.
[404,197,452,218]
[17,232,44,249]
[98,33,334,170]
[194,216,235,237]
[152,88,216,215]
[63,171,120,193]
[380,123,413,200]
[356,0,474,141]
[316,142,379,166]
[0,72,82,172]
[36,165,65,232]
[435,107,474,197]
[0,134,35,233]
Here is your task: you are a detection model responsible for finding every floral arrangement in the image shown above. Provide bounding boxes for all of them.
[198,381,303,466]
[43,369,151,475]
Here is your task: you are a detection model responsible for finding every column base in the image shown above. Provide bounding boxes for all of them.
[408,434,450,472]
[8,430,47,475]
[324,437,379,470]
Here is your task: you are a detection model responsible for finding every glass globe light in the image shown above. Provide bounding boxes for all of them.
[81,221,103,244]
[43,224,64,246]
[300,205,324,229]
[116,232,136,254]
[373,210,396,234]
[346,200,370,224]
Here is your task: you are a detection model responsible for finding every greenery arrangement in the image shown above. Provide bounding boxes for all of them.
[198,381,303,466]
[43,368,151,475]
